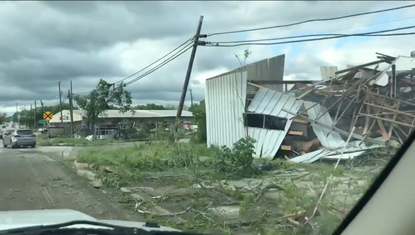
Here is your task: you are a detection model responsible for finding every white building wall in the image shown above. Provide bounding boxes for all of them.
[49,110,83,123]
[205,71,247,148]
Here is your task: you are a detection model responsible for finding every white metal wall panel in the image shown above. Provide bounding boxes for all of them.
[205,72,247,148]
[320,66,338,81]
[304,101,345,149]
[247,87,303,157]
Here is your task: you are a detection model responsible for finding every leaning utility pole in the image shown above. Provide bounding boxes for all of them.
[175,15,204,125]
[15,103,18,126]
[58,81,63,125]
[30,104,33,128]
[69,81,74,136]
[189,88,194,108]
[34,101,37,128]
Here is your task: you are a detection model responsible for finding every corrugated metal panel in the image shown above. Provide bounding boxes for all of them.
[303,101,345,149]
[290,141,384,163]
[290,149,365,163]
[205,71,247,148]
[290,149,328,163]
[320,66,338,81]
[246,55,285,92]
[247,87,303,157]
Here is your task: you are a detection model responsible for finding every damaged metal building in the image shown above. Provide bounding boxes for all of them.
[205,53,415,163]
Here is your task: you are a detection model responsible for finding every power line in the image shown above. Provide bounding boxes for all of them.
[311,15,415,36]
[114,37,193,84]
[74,39,193,96]
[125,44,193,86]
[206,4,415,37]
[201,26,415,47]
[208,25,415,44]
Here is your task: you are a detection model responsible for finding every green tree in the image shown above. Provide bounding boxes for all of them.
[164,104,177,110]
[74,79,133,127]
[133,103,177,110]
[135,103,166,110]
[188,100,206,143]
[0,112,6,124]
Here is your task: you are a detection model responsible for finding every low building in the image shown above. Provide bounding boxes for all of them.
[49,110,86,125]
[50,109,193,126]
[98,109,193,125]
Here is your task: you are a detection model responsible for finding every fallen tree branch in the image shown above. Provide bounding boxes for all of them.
[135,202,192,217]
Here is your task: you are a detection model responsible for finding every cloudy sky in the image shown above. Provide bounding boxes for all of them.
[0,1,414,115]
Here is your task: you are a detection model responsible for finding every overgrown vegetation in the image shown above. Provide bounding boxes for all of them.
[75,132,379,234]
[188,100,206,143]
[36,136,122,146]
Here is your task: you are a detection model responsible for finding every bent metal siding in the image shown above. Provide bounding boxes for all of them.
[205,71,247,148]
[247,87,303,157]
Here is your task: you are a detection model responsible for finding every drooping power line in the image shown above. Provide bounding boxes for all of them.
[74,38,193,96]
[114,37,194,84]
[206,4,415,37]
[125,44,193,86]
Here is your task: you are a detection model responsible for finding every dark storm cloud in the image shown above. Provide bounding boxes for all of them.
[0,1,405,106]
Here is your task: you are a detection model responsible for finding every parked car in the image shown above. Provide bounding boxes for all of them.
[38,128,48,134]
[3,129,36,148]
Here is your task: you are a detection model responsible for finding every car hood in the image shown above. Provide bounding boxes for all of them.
[0,209,180,232]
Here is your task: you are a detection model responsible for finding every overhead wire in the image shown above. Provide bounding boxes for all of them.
[202,26,415,47]
[206,3,415,36]
[208,25,415,44]
[74,38,194,95]
[114,37,193,84]
[125,43,193,86]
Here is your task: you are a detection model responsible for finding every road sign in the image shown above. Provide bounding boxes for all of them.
[43,111,53,121]
[38,120,49,124]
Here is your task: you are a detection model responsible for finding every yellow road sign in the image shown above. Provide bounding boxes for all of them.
[43,111,53,121]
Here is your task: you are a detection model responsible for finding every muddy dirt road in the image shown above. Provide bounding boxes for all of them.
[0,145,140,221]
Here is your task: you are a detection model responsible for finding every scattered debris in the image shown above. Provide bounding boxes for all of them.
[238,53,413,162]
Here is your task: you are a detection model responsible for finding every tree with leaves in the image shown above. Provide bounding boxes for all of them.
[74,79,133,127]
[134,103,177,110]
[188,100,207,143]
[0,112,7,124]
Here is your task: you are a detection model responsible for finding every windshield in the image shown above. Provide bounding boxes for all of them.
[0,1,413,235]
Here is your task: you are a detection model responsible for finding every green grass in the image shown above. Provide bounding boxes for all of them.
[76,142,216,186]
[36,136,122,146]
[73,140,378,235]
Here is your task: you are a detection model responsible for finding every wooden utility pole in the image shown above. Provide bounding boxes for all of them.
[15,103,19,127]
[175,15,204,125]
[30,104,32,128]
[34,100,37,128]
[69,81,74,136]
[58,81,63,125]
[189,88,194,108]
